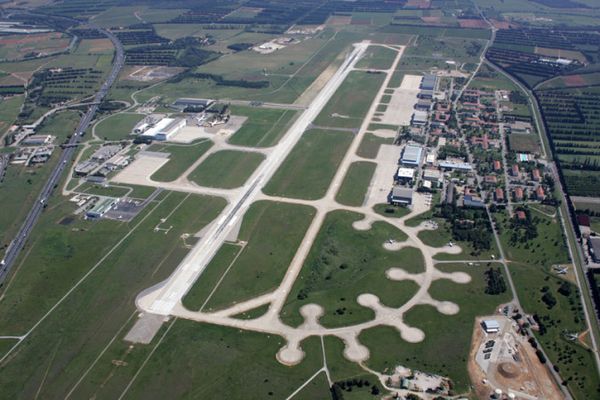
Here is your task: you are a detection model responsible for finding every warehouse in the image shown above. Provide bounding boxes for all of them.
[86,198,116,219]
[390,186,413,206]
[422,168,442,182]
[141,118,186,141]
[482,320,500,334]
[400,144,423,167]
[421,74,438,91]
[411,110,428,126]
[589,237,600,263]
[396,167,415,184]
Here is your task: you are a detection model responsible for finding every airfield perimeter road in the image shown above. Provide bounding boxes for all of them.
[0,22,125,285]
[139,42,369,316]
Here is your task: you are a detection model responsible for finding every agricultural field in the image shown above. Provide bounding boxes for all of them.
[0,32,71,61]
[227,106,298,148]
[183,201,316,312]
[188,150,265,189]
[263,129,353,200]
[536,87,600,197]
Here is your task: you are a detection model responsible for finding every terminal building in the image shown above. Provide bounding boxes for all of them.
[141,118,186,141]
[400,144,423,167]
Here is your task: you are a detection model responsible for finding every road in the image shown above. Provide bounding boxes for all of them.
[138,42,369,316]
[0,22,124,284]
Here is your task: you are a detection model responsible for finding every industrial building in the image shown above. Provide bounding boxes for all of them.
[141,118,186,141]
[463,194,485,208]
[21,134,54,146]
[438,161,473,171]
[422,168,442,183]
[390,186,413,206]
[482,319,500,334]
[396,167,415,184]
[411,110,428,126]
[421,74,438,91]
[400,144,423,167]
[85,198,116,219]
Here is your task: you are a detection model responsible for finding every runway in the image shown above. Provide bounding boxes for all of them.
[137,41,370,316]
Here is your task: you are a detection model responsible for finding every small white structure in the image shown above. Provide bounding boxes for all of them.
[397,167,415,184]
[482,319,500,334]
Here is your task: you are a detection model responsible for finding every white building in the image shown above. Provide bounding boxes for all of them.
[141,118,186,141]
[482,320,500,334]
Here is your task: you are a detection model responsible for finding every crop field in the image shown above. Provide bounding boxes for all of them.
[184,201,316,312]
[0,191,227,398]
[227,106,297,147]
[313,70,385,129]
[140,29,360,104]
[355,45,397,70]
[335,161,377,207]
[92,6,186,28]
[536,87,600,197]
[0,32,71,61]
[188,150,265,189]
[360,262,511,393]
[380,24,491,40]
[148,140,214,182]
[263,129,353,200]
[280,210,417,328]
[94,113,144,141]
[0,95,24,133]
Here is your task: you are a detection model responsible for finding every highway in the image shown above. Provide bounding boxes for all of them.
[138,42,368,316]
[0,22,125,284]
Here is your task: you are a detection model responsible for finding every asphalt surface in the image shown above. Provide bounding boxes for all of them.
[0,22,124,284]
[139,43,368,316]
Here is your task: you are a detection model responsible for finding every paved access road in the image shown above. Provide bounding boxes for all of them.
[0,22,124,284]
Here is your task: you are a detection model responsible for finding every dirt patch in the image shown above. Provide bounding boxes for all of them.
[327,15,352,25]
[458,19,488,28]
[562,74,587,87]
[0,32,59,46]
[490,19,511,30]
[421,16,442,24]
[406,0,431,8]
[351,16,372,26]
[85,38,114,53]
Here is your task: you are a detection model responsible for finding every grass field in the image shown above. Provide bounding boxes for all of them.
[0,95,24,133]
[0,191,229,398]
[509,261,599,399]
[264,129,353,200]
[94,113,144,141]
[116,322,324,399]
[0,111,81,257]
[495,208,569,267]
[184,201,316,312]
[356,132,394,158]
[508,133,540,153]
[148,140,214,182]
[335,161,377,207]
[355,45,397,70]
[227,106,297,148]
[280,210,419,328]
[360,262,511,393]
[313,71,385,129]
[188,150,265,189]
